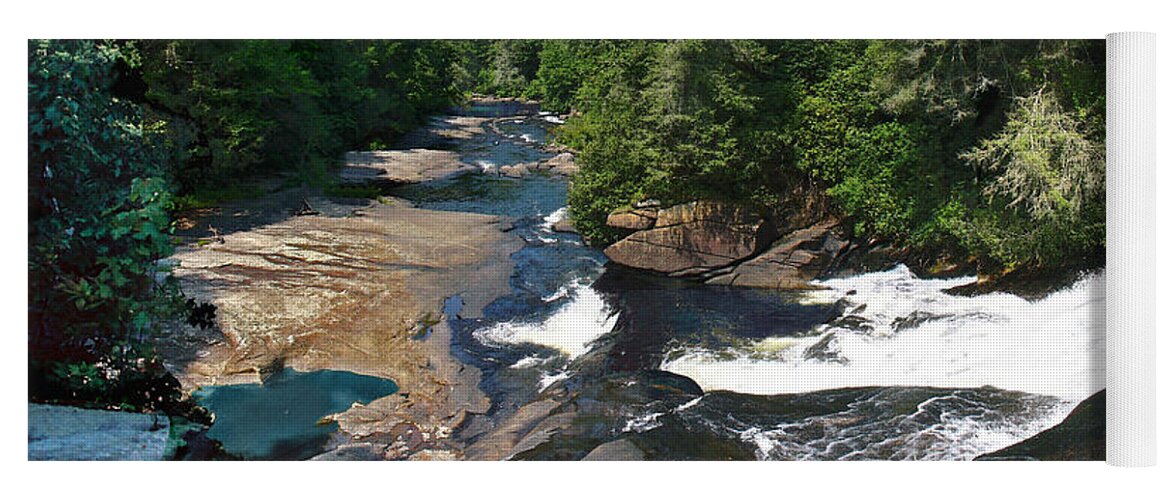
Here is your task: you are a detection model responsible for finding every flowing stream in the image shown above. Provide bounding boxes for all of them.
[390,101,1106,460]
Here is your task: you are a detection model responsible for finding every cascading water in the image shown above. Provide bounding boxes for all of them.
[474,279,619,360]
[658,265,1104,460]
[661,265,1104,400]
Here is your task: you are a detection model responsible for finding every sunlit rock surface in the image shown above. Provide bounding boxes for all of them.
[161,194,521,458]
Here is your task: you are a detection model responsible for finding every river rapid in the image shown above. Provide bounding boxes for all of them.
[390,102,1105,461]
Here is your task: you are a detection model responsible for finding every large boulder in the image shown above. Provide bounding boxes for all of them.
[706,219,849,289]
[603,201,777,277]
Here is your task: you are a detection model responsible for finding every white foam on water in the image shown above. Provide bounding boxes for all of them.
[476,160,497,173]
[542,280,575,303]
[662,265,1104,401]
[738,392,1076,461]
[520,133,536,143]
[622,412,666,433]
[540,206,569,231]
[543,115,565,124]
[474,280,619,359]
[510,354,553,370]
[538,370,572,391]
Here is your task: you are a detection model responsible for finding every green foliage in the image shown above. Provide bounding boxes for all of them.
[136,40,468,195]
[530,40,606,113]
[561,39,1105,273]
[949,90,1105,269]
[29,40,185,408]
[476,40,543,97]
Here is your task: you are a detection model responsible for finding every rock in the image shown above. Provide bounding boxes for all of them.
[603,201,777,277]
[605,207,657,230]
[341,149,478,185]
[28,404,170,461]
[802,333,847,363]
[495,154,578,178]
[499,163,532,178]
[465,370,703,461]
[538,152,579,176]
[161,195,519,458]
[551,219,577,234]
[395,115,488,149]
[582,439,645,461]
[705,219,847,289]
[309,443,387,461]
[944,265,1089,301]
[976,390,1105,461]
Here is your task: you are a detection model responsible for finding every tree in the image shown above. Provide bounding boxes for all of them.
[29,40,181,407]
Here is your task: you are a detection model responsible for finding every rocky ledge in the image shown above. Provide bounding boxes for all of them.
[341,149,479,186]
[603,200,856,288]
[603,201,777,278]
[161,193,522,459]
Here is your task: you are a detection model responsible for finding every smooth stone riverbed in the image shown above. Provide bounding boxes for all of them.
[194,368,398,460]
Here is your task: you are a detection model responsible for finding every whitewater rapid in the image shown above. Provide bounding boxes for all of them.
[473,279,618,360]
[662,265,1105,401]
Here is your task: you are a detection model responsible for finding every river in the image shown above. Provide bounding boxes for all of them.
[381,101,1106,460]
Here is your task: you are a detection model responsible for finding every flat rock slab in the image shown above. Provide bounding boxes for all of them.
[162,196,520,458]
[395,116,490,149]
[341,149,478,185]
[28,404,170,461]
[167,198,518,387]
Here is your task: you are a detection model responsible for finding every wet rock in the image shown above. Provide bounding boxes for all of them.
[465,370,704,461]
[496,153,579,178]
[463,399,561,460]
[582,439,645,461]
[28,404,170,461]
[828,314,874,333]
[706,219,848,289]
[538,152,579,176]
[891,311,946,332]
[309,443,387,461]
[802,333,848,363]
[976,390,1105,461]
[604,201,777,277]
[551,218,577,234]
[499,163,531,178]
[945,265,1090,301]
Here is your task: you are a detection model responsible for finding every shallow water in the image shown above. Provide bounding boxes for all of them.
[194,368,398,460]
